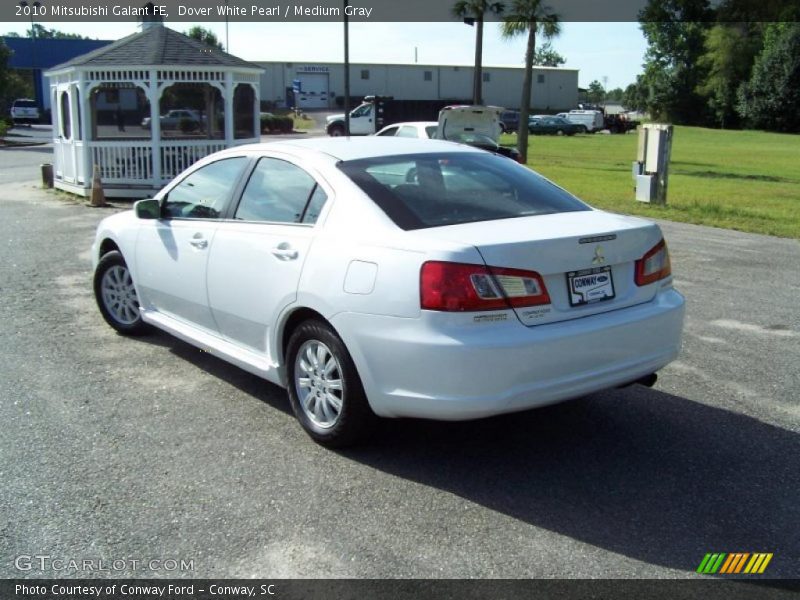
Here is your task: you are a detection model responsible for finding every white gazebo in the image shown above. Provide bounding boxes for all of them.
[45,20,263,198]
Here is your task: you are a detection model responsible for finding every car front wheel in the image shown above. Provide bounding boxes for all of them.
[286,320,375,447]
[93,251,147,335]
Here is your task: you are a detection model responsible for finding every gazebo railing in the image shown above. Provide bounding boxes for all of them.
[91,142,153,184]
[160,140,227,181]
[89,139,233,185]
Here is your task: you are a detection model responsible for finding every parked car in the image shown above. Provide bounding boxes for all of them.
[374,121,439,139]
[442,131,522,162]
[91,138,685,448]
[141,109,204,131]
[10,98,40,125]
[499,110,520,133]
[560,109,605,133]
[375,110,520,162]
[529,116,582,136]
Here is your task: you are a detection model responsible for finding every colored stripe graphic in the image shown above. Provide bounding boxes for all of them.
[698,553,727,574]
[700,552,773,574]
[744,553,773,574]
[720,553,750,574]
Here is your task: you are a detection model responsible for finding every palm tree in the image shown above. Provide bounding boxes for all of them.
[501,0,561,163]
[452,0,504,105]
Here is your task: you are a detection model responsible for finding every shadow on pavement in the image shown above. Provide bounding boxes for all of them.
[0,145,53,154]
[341,385,799,579]
[127,329,798,579]
[129,328,293,417]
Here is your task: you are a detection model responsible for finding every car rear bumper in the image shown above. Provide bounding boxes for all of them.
[331,287,685,420]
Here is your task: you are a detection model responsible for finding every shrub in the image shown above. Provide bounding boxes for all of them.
[260,114,293,134]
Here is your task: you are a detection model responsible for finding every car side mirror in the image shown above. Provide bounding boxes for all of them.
[134,198,160,219]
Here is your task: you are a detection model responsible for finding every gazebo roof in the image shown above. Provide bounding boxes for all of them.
[48,25,261,72]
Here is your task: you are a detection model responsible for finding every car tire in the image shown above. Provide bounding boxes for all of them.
[286,320,375,448]
[93,251,148,336]
[578,125,587,134]
[556,129,564,136]
[329,125,345,137]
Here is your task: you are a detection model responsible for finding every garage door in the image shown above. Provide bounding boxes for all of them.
[297,73,329,109]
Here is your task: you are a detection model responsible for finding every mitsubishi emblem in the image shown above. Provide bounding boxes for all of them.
[592,245,605,265]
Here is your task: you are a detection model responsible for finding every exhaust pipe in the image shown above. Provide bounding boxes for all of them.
[619,373,658,389]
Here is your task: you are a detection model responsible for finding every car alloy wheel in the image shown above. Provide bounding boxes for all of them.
[93,250,147,335]
[286,320,375,447]
[293,339,344,429]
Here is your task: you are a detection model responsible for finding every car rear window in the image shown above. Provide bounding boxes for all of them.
[14,100,37,108]
[337,152,590,230]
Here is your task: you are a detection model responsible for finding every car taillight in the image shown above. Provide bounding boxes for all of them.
[635,239,671,286]
[420,261,550,312]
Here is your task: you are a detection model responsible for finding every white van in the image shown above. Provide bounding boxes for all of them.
[563,109,605,133]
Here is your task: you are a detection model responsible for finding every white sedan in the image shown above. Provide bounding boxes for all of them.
[92,137,685,447]
[375,121,438,138]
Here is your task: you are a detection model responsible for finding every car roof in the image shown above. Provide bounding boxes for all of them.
[389,121,438,128]
[234,136,481,162]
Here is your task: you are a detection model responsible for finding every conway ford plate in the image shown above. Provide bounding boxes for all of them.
[567,266,615,306]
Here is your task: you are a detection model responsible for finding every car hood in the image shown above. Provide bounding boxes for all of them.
[327,113,345,123]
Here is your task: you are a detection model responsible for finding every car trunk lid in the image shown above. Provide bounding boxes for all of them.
[413,210,666,326]
[435,105,503,143]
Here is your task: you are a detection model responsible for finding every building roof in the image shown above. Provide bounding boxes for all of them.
[48,25,261,72]
[2,37,113,70]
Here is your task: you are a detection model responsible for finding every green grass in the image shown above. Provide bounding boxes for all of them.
[499,126,800,239]
[273,109,316,131]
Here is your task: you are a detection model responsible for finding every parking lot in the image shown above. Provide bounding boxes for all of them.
[0,143,798,579]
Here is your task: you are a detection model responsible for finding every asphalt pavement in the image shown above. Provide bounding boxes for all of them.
[0,144,798,580]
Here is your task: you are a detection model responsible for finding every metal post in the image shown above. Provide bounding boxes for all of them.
[343,0,350,136]
[224,0,230,52]
[19,1,42,110]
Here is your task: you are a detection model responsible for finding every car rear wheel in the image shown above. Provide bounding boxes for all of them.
[556,129,565,136]
[287,320,375,448]
[93,251,148,335]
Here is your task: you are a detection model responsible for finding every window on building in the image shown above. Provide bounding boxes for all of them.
[537,74,545,84]
[482,72,491,83]
[424,71,433,81]
[360,69,370,80]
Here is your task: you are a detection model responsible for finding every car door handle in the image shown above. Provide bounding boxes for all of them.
[271,244,298,260]
[189,233,208,249]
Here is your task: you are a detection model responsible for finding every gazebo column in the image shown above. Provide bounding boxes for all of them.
[224,73,234,144]
[148,69,161,187]
[68,83,80,183]
[78,73,91,189]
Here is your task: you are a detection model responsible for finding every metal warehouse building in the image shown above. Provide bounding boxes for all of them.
[257,61,578,112]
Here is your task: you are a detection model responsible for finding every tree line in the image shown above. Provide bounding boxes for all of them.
[624,0,800,133]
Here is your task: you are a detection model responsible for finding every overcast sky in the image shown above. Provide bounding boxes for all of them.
[1,21,647,90]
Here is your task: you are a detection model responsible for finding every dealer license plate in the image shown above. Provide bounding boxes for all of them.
[567,266,615,306]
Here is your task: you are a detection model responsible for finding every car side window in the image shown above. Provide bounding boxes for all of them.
[235,157,327,224]
[377,126,399,136]
[396,126,419,138]
[162,157,248,219]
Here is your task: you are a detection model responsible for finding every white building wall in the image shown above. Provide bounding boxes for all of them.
[257,61,578,112]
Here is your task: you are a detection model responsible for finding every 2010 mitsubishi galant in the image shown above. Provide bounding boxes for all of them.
[92,138,685,447]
